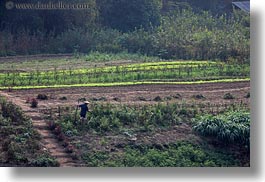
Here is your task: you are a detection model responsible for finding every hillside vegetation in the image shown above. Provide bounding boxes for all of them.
[0,0,249,63]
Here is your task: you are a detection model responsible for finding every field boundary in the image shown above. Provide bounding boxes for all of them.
[0,78,250,90]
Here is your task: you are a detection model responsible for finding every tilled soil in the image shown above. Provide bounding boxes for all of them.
[5,81,250,109]
[0,81,250,166]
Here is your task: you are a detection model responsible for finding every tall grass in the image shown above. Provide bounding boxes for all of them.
[193,110,250,147]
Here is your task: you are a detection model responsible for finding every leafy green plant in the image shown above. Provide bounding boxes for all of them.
[0,98,58,167]
[193,111,250,147]
[30,154,59,167]
[81,141,241,167]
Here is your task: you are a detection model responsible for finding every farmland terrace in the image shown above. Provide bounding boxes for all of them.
[0,55,250,167]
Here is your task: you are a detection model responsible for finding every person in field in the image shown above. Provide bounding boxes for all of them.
[79,101,89,121]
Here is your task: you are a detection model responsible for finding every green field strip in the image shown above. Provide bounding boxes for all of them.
[0,78,250,90]
[0,60,219,77]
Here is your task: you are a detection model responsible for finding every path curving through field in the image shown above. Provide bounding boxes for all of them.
[0,91,79,167]
[0,81,250,167]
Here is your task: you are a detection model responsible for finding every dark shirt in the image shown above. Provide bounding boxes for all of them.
[79,104,89,117]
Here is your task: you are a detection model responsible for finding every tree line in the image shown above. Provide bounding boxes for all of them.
[0,0,249,62]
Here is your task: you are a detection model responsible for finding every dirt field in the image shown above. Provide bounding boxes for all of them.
[0,81,250,167]
[4,81,250,109]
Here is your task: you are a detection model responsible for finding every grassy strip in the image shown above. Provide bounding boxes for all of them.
[0,78,250,90]
[0,60,217,77]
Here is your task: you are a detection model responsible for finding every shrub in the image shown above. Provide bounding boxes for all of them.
[172,94,182,99]
[113,97,121,102]
[223,93,235,100]
[192,94,205,99]
[193,111,250,147]
[153,96,163,102]
[31,154,59,167]
[59,96,67,100]
[37,94,48,100]
[30,98,38,108]
[245,92,250,98]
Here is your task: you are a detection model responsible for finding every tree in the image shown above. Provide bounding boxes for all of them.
[97,0,162,32]
[0,0,98,34]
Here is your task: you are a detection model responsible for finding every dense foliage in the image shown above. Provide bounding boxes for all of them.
[58,103,196,134]
[96,0,162,32]
[0,1,249,62]
[81,141,240,167]
[55,103,245,167]
[0,97,59,166]
[193,110,250,147]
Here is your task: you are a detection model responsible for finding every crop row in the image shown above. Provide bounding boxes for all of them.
[0,60,219,76]
[0,61,249,88]
[0,78,250,90]
[51,102,249,167]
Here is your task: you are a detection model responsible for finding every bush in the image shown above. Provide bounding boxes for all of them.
[30,98,38,108]
[97,0,161,32]
[193,111,250,147]
[223,93,235,100]
[0,7,249,62]
[81,141,241,167]
[245,92,250,98]
[153,96,163,102]
[172,93,182,99]
[37,94,48,100]
[113,97,121,102]
[192,94,205,99]
[30,154,59,167]
[59,96,68,100]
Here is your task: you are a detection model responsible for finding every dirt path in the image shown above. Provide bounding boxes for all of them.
[0,81,250,166]
[0,91,79,167]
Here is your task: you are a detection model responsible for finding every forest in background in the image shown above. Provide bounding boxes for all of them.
[0,0,249,62]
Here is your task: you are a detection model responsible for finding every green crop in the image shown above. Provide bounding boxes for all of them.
[0,60,249,89]
[0,78,250,90]
[193,110,250,147]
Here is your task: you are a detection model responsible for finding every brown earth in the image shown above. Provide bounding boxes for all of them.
[4,81,250,109]
[0,81,250,166]
[0,91,81,167]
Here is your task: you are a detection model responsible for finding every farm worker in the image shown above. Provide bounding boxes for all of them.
[79,101,90,120]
